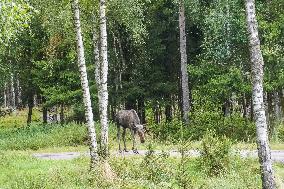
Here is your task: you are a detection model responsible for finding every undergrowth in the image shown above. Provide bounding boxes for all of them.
[0,123,87,150]
[0,150,262,189]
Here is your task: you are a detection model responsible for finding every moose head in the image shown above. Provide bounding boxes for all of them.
[135,124,145,143]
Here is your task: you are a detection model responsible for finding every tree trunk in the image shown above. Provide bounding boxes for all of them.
[138,98,145,124]
[271,91,281,140]
[6,81,10,107]
[99,0,109,158]
[60,103,64,125]
[245,0,276,188]
[92,10,103,121]
[117,34,125,91]
[71,0,99,169]
[280,89,284,119]
[3,82,7,108]
[42,97,48,124]
[222,99,230,116]
[178,0,190,126]
[10,73,16,111]
[43,107,48,124]
[242,93,247,118]
[53,106,58,123]
[16,75,22,108]
[264,92,269,129]
[27,94,33,125]
[273,91,281,123]
[33,94,38,107]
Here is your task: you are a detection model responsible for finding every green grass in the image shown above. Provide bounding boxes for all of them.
[0,150,264,189]
[1,111,284,188]
[0,108,42,128]
[0,123,87,150]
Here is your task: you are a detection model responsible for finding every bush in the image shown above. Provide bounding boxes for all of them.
[275,124,284,142]
[141,145,172,184]
[148,118,184,142]
[198,130,232,176]
[190,100,255,141]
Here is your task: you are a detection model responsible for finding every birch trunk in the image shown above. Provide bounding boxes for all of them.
[178,0,190,125]
[92,11,102,119]
[33,94,38,107]
[16,75,22,108]
[245,0,276,188]
[10,73,16,111]
[99,0,109,157]
[117,35,125,90]
[71,0,99,168]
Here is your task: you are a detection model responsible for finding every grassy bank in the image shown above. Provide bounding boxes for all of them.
[0,150,263,189]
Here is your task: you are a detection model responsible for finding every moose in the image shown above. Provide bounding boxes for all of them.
[115,109,145,154]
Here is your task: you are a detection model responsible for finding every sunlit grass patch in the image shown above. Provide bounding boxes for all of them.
[0,123,87,150]
[0,150,264,189]
[0,108,42,128]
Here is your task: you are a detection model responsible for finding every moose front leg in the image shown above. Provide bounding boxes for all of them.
[131,129,139,154]
[117,126,122,153]
[122,128,128,152]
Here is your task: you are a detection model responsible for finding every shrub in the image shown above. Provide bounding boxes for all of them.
[198,130,232,176]
[190,100,255,141]
[276,124,284,142]
[148,118,184,142]
[141,144,172,184]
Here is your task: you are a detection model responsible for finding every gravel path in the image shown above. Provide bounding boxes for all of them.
[33,150,284,163]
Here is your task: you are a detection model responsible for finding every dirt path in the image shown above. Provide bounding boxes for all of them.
[33,150,284,163]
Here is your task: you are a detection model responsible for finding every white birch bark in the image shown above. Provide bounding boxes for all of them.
[33,94,38,107]
[92,11,102,118]
[178,0,190,125]
[99,0,109,157]
[16,75,22,108]
[245,0,276,188]
[10,73,16,111]
[71,0,99,168]
[118,39,124,91]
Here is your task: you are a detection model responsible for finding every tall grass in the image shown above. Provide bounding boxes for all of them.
[0,123,87,150]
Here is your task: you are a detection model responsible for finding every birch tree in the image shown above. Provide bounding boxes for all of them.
[245,0,276,188]
[92,10,102,129]
[99,0,109,157]
[178,0,190,125]
[10,73,16,110]
[71,0,99,169]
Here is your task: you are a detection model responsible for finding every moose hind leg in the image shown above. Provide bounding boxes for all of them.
[122,128,128,152]
[131,129,138,154]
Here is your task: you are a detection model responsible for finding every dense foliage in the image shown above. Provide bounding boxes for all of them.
[0,0,283,140]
